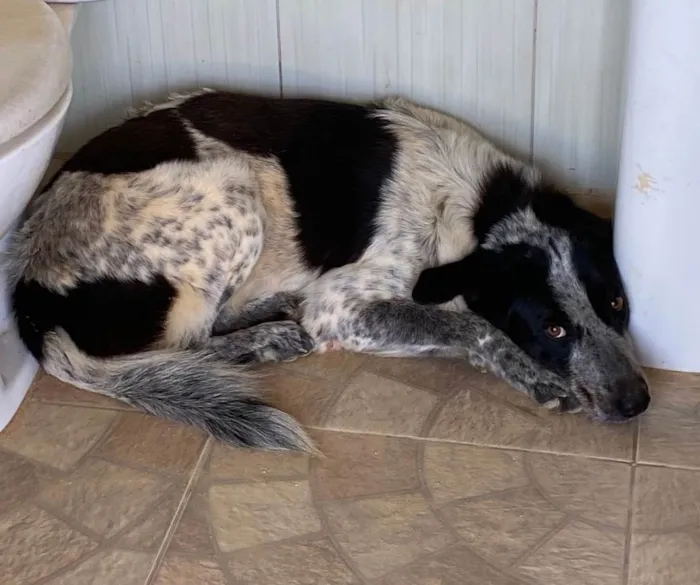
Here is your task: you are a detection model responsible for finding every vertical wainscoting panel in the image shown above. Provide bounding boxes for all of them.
[59,0,280,154]
[532,0,630,190]
[279,0,536,158]
[278,0,401,100]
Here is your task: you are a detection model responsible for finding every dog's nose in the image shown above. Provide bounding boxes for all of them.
[615,378,651,418]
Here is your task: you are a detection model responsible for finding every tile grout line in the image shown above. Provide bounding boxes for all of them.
[621,464,637,585]
[31,486,187,585]
[510,517,570,569]
[144,437,213,585]
[415,438,536,585]
[307,425,638,465]
[622,418,641,585]
[306,450,371,585]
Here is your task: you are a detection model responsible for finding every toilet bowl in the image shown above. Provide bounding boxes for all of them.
[0,0,100,431]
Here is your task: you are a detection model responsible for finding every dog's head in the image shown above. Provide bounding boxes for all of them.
[413,165,650,422]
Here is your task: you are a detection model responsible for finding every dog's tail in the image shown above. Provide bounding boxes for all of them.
[40,329,314,452]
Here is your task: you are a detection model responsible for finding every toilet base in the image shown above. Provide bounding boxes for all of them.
[0,85,73,431]
[0,326,38,431]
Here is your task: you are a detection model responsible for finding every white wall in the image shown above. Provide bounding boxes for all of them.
[58,0,629,190]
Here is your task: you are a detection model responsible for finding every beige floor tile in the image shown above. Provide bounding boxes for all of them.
[423,442,529,504]
[362,356,478,395]
[0,401,202,585]
[322,492,453,580]
[422,443,633,579]
[374,545,523,585]
[628,533,700,585]
[516,521,625,585]
[445,486,566,564]
[526,453,632,529]
[0,448,55,514]
[427,386,635,460]
[324,372,438,436]
[94,411,206,475]
[632,465,700,532]
[0,400,117,470]
[637,369,700,469]
[273,350,367,383]
[209,480,322,552]
[311,431,420,501]
[265,369,340,427]
[36,458,170,537]
[229,537,355,585]
[174,444,312,559]
[208,442,309,481]
[115,489,182,551]
[152,555,229,585]
[28,371,128,410]
[48,550,153,585]
[0,502,97,584]
[168,492,218,556]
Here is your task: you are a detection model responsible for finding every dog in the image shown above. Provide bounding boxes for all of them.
[6,90,650,451]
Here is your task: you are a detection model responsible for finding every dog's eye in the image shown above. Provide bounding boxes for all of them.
[611,296,625,311]
[545,325,567,339]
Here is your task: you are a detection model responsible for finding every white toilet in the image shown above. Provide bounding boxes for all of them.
[0,0,101,431]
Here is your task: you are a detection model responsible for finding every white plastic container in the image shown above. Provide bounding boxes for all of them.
[614,0,700,372]
[0,0,94,430]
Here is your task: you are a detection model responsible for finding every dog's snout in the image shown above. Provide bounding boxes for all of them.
[614,378,651,419]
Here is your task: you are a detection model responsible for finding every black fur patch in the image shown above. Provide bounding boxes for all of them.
[57,108,197,177]
[180,92,398,271]
[413,245,575,377]
[472,165,626,333]
[472,165,535,242]
[13,277,176,359]
[473,165,613,242]
[571,239,629,334]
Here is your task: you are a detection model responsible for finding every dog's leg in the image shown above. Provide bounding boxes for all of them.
[212,292,304,335]
[318,298,571,407]
[208,320,315,364]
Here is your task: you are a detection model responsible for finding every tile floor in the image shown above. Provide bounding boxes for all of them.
[2,354,700,585]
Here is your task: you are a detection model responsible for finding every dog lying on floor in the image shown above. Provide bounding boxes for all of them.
[7,91,650,450]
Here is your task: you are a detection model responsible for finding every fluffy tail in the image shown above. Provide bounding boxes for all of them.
[41,329,314,452]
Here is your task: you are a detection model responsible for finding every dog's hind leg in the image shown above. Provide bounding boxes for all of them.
[209,319,314,364]
[212,292,304,335]
[165,286,313,363]
[311,298,571,408]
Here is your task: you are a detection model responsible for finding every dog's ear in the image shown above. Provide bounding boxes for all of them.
[412,261,465,304]
[531,187,613,245]
[413,251,492,305]
[473,166,533,241]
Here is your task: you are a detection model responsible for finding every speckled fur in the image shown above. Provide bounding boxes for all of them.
[8,93,618,449]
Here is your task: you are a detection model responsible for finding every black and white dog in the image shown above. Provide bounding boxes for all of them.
[7,91,650,450]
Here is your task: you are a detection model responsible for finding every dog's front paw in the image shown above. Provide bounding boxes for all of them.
[557,395,583,414]
[528,372,570,407]
[540,394,583,414]
[252,321,316,363]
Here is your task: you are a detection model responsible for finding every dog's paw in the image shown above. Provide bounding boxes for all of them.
[269,293,305,323]
[529,373,570,407]
[252,321,316,363]
[557,395,583,414]
[540,394,583,414]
